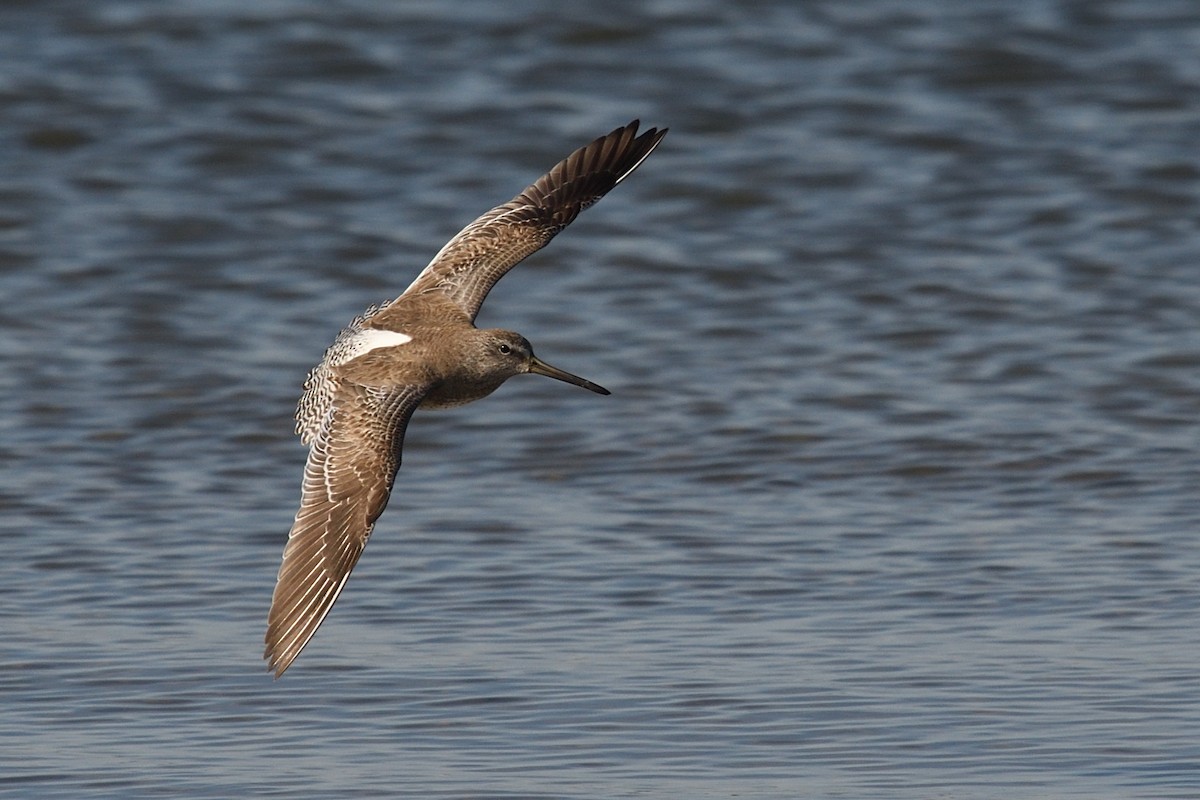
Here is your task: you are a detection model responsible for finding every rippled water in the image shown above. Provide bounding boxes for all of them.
[3,1,1199,797]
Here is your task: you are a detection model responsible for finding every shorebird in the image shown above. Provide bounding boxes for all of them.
[264,120,667,677]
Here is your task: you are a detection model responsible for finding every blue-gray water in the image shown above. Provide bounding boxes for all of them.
[3,1,1199,798]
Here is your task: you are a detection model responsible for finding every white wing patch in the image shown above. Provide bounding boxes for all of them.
[329,328,413,366]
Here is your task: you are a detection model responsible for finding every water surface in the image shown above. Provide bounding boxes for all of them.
[2,1,1198,797]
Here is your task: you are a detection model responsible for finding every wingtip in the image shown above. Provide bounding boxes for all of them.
[603,119,667,144]
[263,619,313,679]
[610,120,667,186]
[263,642,290,679]
[620,118,668,140]
[625,118,666,132]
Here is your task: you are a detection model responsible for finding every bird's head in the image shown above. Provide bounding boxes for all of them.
[476,330,610,396]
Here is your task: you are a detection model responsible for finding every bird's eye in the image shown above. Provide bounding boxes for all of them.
[498,343,512,355]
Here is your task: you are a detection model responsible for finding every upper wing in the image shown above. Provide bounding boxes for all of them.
[264,382,426,678]
[400,120,667,320]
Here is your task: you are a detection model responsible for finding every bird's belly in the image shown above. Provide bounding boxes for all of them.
[420,380,502,409]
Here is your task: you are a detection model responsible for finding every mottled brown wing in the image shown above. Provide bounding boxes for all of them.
[264,382,426,678]
[400,119,667,321]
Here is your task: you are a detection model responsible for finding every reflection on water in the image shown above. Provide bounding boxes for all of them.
[2,1,1198,797]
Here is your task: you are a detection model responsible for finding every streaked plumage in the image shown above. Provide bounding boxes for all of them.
[265,120,667,677]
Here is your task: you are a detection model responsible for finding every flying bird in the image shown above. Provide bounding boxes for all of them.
[264,120,667,677]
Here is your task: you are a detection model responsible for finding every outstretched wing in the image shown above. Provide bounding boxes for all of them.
[399,119,667,321]
[264,383,426,678]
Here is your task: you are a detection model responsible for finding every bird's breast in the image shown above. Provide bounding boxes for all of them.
[420,376,505,409]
